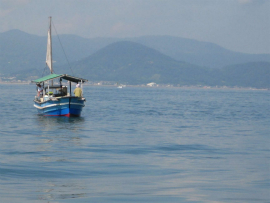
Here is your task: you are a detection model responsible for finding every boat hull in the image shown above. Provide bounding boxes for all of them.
[34,97,85,117]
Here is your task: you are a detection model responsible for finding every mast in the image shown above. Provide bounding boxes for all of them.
[46,16,53,74]
[46,16,53,86]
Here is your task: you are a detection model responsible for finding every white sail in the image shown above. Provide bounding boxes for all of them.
[46,17,53,73]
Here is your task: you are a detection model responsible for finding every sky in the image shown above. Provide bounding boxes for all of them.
[0,0,269,54]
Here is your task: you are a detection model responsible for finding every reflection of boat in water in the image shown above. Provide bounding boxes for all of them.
[32,17,87,117]
[36,115,85,131]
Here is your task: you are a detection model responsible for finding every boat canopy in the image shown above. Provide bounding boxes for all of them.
[32,74,88,84]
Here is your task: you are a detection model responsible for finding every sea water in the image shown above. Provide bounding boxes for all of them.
[0,84,269,203]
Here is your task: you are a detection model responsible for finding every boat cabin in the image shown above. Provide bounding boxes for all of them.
[32,73,88,103]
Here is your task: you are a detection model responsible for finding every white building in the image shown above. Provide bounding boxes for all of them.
[147,82,157,87]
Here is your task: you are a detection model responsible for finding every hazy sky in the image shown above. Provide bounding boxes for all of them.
[0,0,269,54]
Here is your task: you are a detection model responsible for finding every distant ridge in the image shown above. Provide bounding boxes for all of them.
[218,62,270,88]
[1,29,30,37]
[1,30,270,88]
[57,41,270,88]
[60,41,210,85]
[130,35,270,68]
[1,30,270,73]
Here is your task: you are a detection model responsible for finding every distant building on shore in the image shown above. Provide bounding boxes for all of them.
[147,82,158,87]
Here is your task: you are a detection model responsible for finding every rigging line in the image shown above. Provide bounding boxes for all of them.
[42,65,47,77]
[51,20,75,76]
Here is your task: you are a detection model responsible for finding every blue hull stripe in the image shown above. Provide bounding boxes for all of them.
[34,97,85,117]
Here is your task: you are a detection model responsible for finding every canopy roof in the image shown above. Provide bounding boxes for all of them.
[32,74,88,84]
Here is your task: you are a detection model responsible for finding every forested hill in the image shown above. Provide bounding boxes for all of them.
[1,30,270,88]
[54,41,270,88]
[1,29,270,74]
[57,41,212,85]
[130,35,270,69]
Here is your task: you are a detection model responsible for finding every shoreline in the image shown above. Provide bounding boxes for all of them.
[0,81,268,91]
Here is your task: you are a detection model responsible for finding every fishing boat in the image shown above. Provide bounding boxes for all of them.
[32,17,88,117]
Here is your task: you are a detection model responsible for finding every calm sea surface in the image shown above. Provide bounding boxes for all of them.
[0,84,269,203]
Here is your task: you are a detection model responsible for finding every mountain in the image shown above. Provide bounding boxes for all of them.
[1,30,270,76]
[0,29,118,75]
[0,30,45,75]
[218,62,270,88]
[1,30,269,88]
[57,41,270,88]
[129,36,270,69]
[58,41,212,85]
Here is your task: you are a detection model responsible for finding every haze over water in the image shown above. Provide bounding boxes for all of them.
[0,84,269,203]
